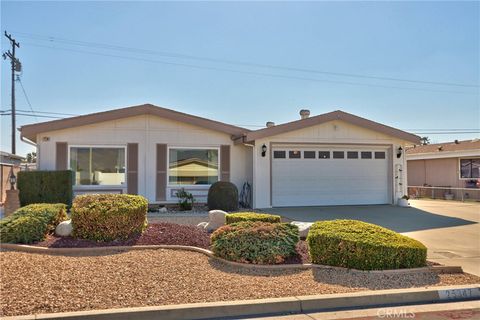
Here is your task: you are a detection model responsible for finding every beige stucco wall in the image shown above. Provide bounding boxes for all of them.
[252,119,409,208]
[36,114,252,203]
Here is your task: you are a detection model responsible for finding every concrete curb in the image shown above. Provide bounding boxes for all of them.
[2,285,479,320]
[0,243,462,274]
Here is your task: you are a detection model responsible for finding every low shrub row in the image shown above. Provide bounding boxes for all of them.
[307,220,427,270]
[226,212,281,224]
[211,221,299,264]
[0,203,67,244]
[71,194,148,241]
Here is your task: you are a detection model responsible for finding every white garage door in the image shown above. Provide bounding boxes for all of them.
[272,146,391,206]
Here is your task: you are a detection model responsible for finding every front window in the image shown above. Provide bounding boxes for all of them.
[70,147,126,186]
[169,148,218,185]
[460,159,480,179]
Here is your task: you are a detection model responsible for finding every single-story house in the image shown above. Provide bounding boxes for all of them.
[19,104,420,208]
[406,139,480,200]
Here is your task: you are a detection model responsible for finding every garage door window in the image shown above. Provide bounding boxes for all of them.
[375,152,386,159]
[289,151,301,159]
[333,151,344,159]
[347,151,359,159]
[304,151,316,159]
[273,151,286,159]
[318,151,330,159]
[361,152,372,159]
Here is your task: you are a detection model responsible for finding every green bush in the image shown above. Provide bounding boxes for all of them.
[207,181,238,211]
[226,212,281,224]
[307,220,427,270]
[17,170,73,207]
[71,194,148,241]
[211,221,299,264]
[0,203,68,244]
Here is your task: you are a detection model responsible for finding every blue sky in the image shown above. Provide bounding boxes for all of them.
[1,1,479,157]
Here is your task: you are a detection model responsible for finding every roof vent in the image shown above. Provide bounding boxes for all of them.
[454,139,459,144]
[300,109,310,119]
[266,121,275,128]
[438,146,443,151]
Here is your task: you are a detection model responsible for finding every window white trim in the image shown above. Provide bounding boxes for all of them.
[68,144,127,188]
[458,157,480,180]
[166,146,221,188]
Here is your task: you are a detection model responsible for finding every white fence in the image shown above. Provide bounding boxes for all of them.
[408,186,480,202]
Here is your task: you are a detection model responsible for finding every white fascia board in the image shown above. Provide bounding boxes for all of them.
[407,150,480,160]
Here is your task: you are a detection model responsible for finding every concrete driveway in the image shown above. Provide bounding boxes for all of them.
[262,200,480,276]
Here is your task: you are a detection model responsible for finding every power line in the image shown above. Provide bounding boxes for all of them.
[13,31,479,88]
[21,42,477,95]
[16,77,38,122]
[0,112,64,119]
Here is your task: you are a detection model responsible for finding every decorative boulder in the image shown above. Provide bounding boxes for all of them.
[207,210,227,230]
[290,221,313,239]
[55,219,73,237]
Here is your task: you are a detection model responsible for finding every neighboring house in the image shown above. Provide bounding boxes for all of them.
[0,151,25,205]
[406,139,480,200]
[19,104,420,208]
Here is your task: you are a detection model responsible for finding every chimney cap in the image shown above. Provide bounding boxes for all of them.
[300,109,310,119]
[266,121,275,128]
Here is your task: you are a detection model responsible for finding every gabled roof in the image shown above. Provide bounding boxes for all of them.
[20,104,250,142]
[406,139,480,155]
[244,110,421,144]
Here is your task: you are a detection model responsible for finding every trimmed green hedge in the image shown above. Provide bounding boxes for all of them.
[207,181,238,211]
[71,194,148,241]
[0,203,68,244]
[307,220,427,270]
[211,221,299,264]
[17,170,73,207]
[226,212,281,224]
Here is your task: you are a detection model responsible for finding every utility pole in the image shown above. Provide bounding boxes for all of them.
[3,31,20,155]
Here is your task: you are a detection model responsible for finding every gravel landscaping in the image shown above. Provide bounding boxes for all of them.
[1,249,479,317]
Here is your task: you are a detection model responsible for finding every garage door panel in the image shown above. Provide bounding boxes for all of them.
[272,147,390,206]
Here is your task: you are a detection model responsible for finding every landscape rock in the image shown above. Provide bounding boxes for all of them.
[196,222,208,229]
[290,221,313,238]
[55,220,73,237]
[158,207,168,213]
[207,210,227,230]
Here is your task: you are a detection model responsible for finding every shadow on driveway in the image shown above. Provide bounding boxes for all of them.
[261,205,476,233]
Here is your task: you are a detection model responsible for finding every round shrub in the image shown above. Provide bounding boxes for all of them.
[71,194,148,241]
[0,203,67,244]
[307,220,427,270]
[211,221,299,264]
[207,181,238,211]
[226,212,281,224]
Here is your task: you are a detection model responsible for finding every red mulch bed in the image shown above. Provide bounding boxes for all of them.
[35,223,211,249]
[33,222,311,264]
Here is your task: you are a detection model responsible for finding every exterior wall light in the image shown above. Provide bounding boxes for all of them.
[261,144,267,157]
[9,170,17,190]
[397,146,403,159]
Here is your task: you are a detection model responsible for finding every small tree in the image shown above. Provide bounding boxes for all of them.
[26,152,37,163]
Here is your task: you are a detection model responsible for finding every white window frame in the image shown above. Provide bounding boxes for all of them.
[458,157,480,180]
[68,144,127,189]
[167,146,221,188]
